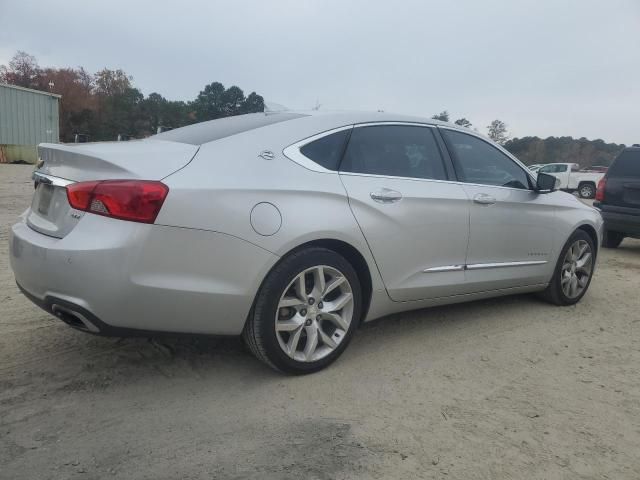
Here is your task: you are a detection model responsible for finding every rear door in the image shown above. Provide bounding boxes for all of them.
[605,149,640,210]
[338,123,470,301]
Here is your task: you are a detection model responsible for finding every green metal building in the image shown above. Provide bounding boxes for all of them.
[0,83,60,164]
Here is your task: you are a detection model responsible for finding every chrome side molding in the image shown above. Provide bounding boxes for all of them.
[424,260,547,273]
[466,260,548,270]
[423,265,465,273]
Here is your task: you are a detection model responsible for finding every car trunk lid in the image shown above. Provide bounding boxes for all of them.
[27,140,198,238]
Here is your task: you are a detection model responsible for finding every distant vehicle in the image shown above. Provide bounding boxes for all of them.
[10,111,603,373]
[528,164,545,172]
[582,165,609,173]
[594,145,640,248]
[537,163,604,198]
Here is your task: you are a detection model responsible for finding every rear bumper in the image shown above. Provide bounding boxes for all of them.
[598,209,640,237]
[10,212,279,335]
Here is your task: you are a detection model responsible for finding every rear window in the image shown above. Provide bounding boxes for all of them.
[153,112,307,145]
[609,150,640,177]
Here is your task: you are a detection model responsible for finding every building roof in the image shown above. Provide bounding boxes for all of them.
[0,83,61,99]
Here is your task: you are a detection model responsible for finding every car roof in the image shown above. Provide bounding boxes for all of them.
[152,109,478,147]
[287,109,452,126]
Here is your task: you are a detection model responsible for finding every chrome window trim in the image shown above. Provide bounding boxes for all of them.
[284,122,538,194]
[282,125,354,173]
[32,171,75,187]
[338,171,539,193]
[353,121,438,128]
[283,122,441,173]
[466,260,548,270]
[339,171,456,185]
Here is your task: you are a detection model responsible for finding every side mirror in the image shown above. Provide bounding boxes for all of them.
[536,172,558,193]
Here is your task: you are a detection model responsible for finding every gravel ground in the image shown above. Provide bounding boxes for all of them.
[1,164,639,480]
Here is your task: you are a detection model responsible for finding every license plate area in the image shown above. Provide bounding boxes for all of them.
[623,184,640,206]
[27,181,76,238]
[37,184,55,215]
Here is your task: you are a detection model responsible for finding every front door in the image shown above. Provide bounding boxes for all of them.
[338,124,470,301]
[440,128,556,291]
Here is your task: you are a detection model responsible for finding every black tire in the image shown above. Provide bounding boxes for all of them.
[539,230,595,306]
[243,247,362,374]
[602,230,624,249]
[578,182,596,199]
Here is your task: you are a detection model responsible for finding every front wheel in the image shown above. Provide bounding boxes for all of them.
[243,247,361,374]
[539,230,595,305]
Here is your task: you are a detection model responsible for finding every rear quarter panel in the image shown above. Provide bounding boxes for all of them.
[156,124,386,294]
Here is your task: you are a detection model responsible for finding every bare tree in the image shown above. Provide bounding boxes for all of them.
[0,51,41,88]
[487,119,509,145]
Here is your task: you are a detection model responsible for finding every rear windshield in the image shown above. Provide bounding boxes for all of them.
[153,112,307,145]
[609,149,640,177]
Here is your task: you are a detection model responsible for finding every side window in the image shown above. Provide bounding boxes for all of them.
[340,125,447,180]
[299,129,351,171]
[539,165,554,173]
[442,129,530,189]
[557,164,569,172]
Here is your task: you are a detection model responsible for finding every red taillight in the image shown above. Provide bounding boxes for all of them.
[66,180,169,223]
[595,177,606,202]
[66,181,101,210]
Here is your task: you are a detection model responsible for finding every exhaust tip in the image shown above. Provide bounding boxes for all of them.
[51,304,100,333]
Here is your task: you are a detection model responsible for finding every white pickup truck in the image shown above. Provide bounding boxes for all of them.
[536,163,604,198]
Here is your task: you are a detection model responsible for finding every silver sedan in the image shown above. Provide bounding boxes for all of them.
[10,111,602,373]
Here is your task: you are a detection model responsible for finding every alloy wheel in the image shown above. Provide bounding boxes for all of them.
[580,185,594,198]
[275,265,354,362]
[560,239,593,298]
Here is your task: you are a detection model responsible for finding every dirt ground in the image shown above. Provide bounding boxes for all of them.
[1,164,639,480]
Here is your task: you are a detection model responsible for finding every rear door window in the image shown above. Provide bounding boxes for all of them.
[339,125,448,180]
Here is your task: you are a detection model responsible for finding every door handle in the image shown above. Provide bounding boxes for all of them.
[473,193,496,205]
[370,188,403,203]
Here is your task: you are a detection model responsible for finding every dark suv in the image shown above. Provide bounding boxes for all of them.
[594,145,640,248]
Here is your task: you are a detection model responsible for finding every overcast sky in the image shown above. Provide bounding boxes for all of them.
[1,0,638,144]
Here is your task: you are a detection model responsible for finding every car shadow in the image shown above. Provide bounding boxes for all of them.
[9,291,563,398]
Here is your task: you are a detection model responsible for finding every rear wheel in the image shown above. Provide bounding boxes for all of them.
[578,182,596,199]
[602,230,624,248]
[540,230,595,305]
[243,247,361,374]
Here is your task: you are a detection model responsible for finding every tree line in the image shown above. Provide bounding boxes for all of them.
[1,51,626,167]
[0,51,265,142]
[430,110,625,168]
